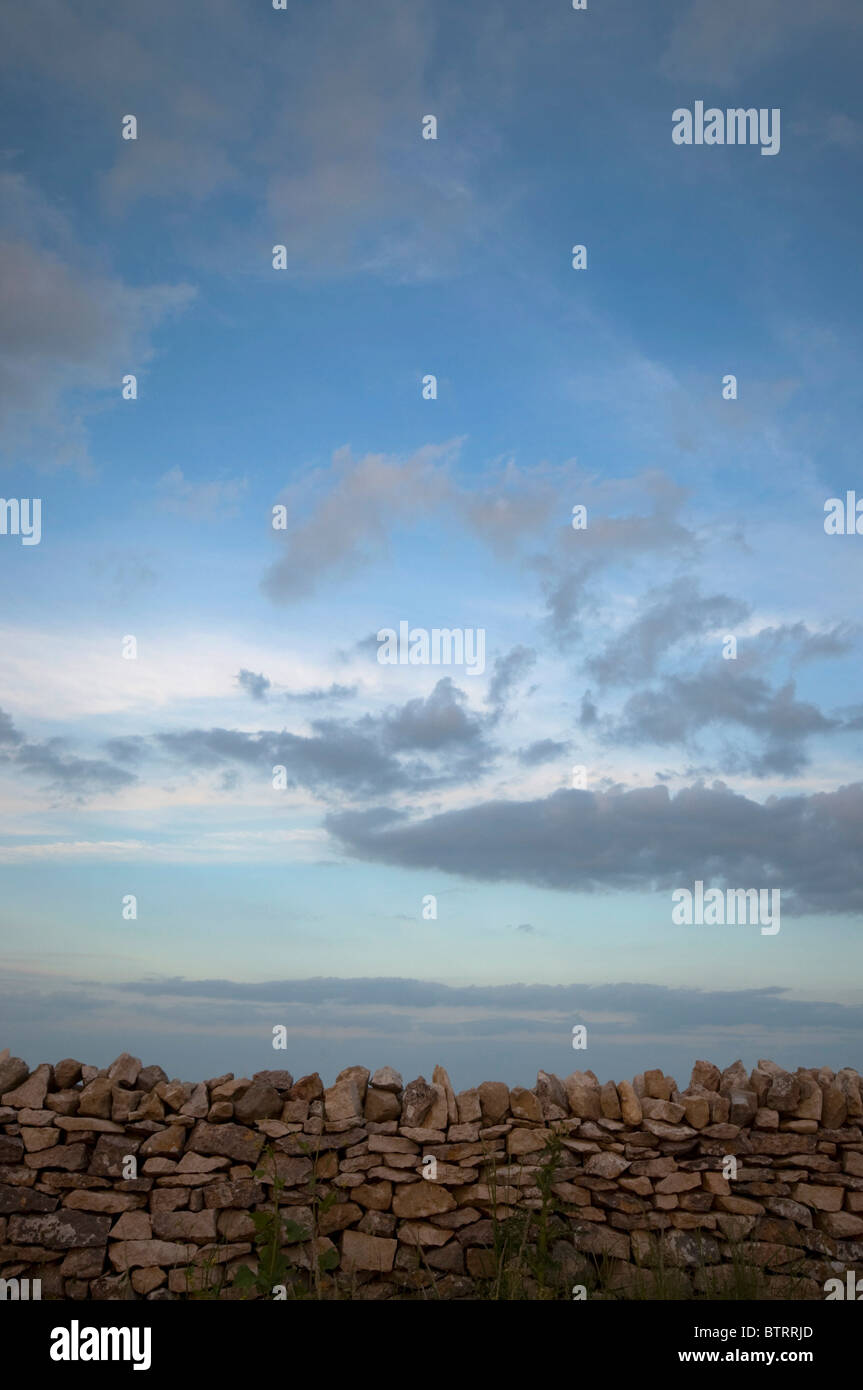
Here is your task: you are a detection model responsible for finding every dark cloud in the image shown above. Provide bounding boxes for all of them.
[236,668,271,701]
[262,444,455,603]
[608,664,836,775]
[588,579,750,687]
[487,645,537,710]
[103,736,148,764]
[109,973,863,1035]
[378,678,489,754]
[284,683,358,703]
[0,175,193,470]
[0,709,23,747]
[533,473,696,642]
[15,740,136,797]
[157,724,414,797]
[0,706,135,797]
[154,676,497,796]
[4,970,859,1090]
[517,738,570,766]
[326,780,863,914]
[743,622,857,671]
[579,693,598,727]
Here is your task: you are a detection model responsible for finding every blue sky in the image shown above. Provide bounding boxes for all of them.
[0,0,862,1090]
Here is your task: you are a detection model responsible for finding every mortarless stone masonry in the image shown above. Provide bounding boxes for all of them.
[1,1048,862,1299]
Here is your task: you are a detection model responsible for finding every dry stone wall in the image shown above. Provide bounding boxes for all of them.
[1,1048,862,1300]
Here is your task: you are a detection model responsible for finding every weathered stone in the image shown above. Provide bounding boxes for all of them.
[536,1071,568,1120]
[336,1066,370,1104]
[397,1220,454,1248]
[821,1083,847,1129]
[21,1127,59,1153]
[45,1089,81,1117]
[203,1179,264,1210]
[107,1053,142,1088]
[599,1081,622,1121]
[424,1084,449,1132]
[52,1058,82,1089]
[180,1084,209,1118]
[393,1182,456,1219]
[838,1068,863,1117]
[641,1097,685,1124]
[139,1126,186,1159]
[368,1134,418,1154]
[816,1211,863,1238]
[111,1089,144,1122]
[137,1065,169,1092]
[210,1077,251,1103]
[660,1228,720,1266]
[108,1239,195,1270]
[364,1089,400,1122]
[715,1194,765,1215]
[642,1119,697,1141]
[0,1056,30,1094]
[353,1182,393,1211]
[655,1171,700,1194]
[456,1089,482,1124]
[370,1066,402,1093]
[341,1229,396,1273]
[0,1184,57,1213]
[477,1081,510,1125]
[8,1210,111,1248]
[318,1201,363,1236]
[643,1070,671,1101]
[682,1096,710,1129]
[432,1066,459,1126]
[324,1078,362,1123]
[617,1081,642,1126]
[263,1154,312,1187]
[507,1127,550,1156]
[691,1060,721,1092]
[252,1070,294,1092]
[217,1209,255,1241]
[719,1060,749,1094]
[791,1182,843,1211]
[61,1116,122,1138]
[60,1245,106,1278]
[187,1122,264,1164]
[509,1087,543,1122]
[571,1222,630,1260]
[465,1247,497,1278]
[152,1210,217,1242]
[25,1142,88,1171]
[792,1072,822,1121]
[585,1152,630,1179]
[63,1190,144,1213]
[764,1070,800,1114]
[131,1266,166,1295]
[564,1071,601,1119]
[281,1099,309,1123]
[290,1073,324,1102]
[232,1083,282,1124]
[398,1077,433,1128]
[727,1090,758,1126]
[110,1211,152,1241]
[3,1064,52,1109]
